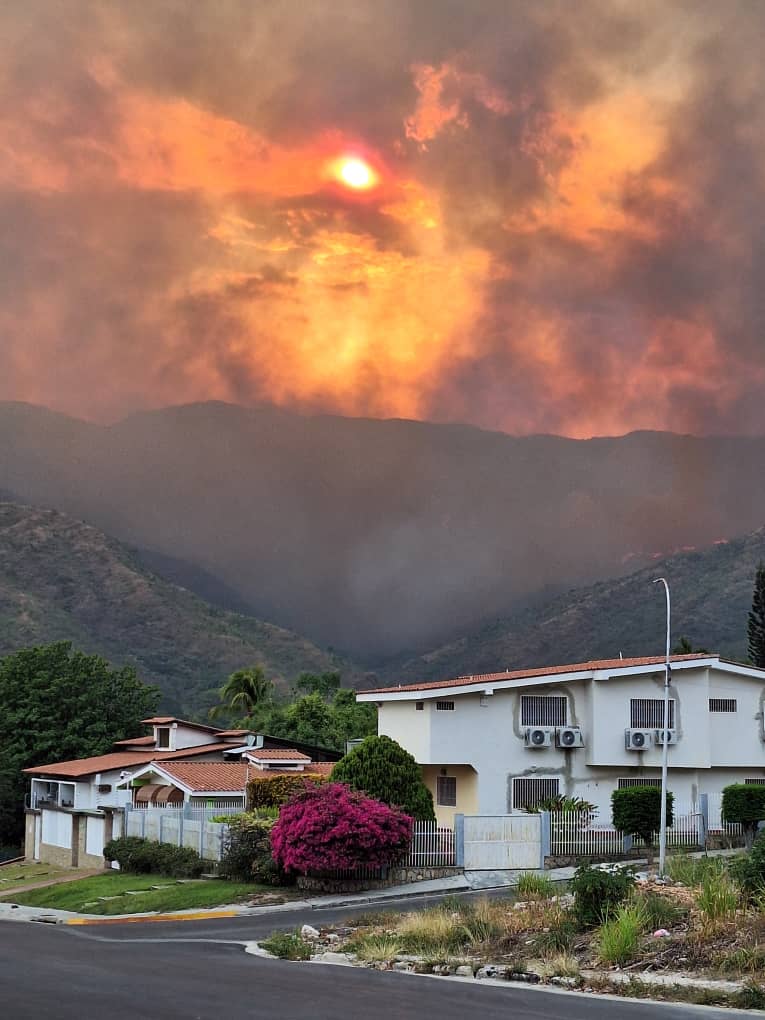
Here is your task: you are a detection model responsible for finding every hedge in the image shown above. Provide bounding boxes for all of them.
[722,784,765,849]
[246,773,327,809]
[103,836,205,878]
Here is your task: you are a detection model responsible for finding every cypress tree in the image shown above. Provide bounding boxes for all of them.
[748,562,765,668]
[331,734,435,821]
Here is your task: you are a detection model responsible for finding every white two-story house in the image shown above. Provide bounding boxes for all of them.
[357,654,765,826]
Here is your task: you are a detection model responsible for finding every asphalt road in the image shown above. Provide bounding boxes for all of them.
[0,898,755,1020]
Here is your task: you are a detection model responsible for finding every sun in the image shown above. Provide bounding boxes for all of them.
[336,156,377,190]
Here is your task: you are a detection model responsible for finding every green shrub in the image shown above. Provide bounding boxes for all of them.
[570,863,636,928]
[722,784,765,849]
[218,815,288,885]
[596,902,647,966]
[516,872,555,899]
[103,837,205,878]
[247,773,327,809]
[611,786,674,862]
[731,829,765,898]
[330,735,435,821]
[260,931,312,960]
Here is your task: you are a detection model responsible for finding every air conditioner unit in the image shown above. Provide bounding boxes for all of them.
[525,726,554,748]
[625,729,653,751]
[654,728,678,746]
[556,727,585,748]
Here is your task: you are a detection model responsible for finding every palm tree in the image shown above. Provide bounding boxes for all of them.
[209,665,273,723]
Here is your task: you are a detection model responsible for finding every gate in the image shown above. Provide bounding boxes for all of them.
[463,814,542,870]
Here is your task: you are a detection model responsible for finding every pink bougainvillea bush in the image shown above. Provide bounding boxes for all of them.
[271,782,413,874]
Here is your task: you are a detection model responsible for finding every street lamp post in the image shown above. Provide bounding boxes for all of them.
[653,577,671,877]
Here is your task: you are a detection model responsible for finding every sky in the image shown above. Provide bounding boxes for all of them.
[2,0,765,438]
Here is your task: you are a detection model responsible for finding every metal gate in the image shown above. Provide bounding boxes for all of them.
[463,814,542,870]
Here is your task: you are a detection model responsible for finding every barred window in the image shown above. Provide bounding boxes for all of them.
[520,695,567,727]
[709,698,737,713]
[415,702,424,711]
[437,776,457,806]
[746,778,765,785]
[436,701,455,711]
[630,698,674,729]
[618,777,662,789]
[512,776,560,811]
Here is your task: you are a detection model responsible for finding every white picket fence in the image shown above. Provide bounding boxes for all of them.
[405,822,456,867]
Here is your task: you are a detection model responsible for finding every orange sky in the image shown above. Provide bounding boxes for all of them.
[1,1,764,436]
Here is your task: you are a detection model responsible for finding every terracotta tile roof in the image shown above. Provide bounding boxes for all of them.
[362,653,717,695]
[112,736,155,747]
[154,761,249,793]
[247,748,310,761]
[217,729,253,737]
[24,742,237,778]
[141,717,219,732]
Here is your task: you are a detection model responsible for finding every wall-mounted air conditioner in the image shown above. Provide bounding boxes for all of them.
[525,726,554,748]
[625,729,653,751]
[556,727,585,748]
[654,728,678,746]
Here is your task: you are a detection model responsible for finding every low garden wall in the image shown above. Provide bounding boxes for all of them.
[296,865,462,894]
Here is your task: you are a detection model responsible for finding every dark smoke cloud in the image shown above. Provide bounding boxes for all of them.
[1,0,764,437]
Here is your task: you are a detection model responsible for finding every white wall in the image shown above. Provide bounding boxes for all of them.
[41,809,71,849]
[85,816,105,857]
[377,664,765,820]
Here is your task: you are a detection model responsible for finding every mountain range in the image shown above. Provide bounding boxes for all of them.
[0,502,359,715]
[1,400,765,664]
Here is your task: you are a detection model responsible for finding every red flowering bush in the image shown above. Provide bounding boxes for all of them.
[271,782,413,874]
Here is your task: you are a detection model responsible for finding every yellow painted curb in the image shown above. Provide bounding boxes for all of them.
[64,910,239,925]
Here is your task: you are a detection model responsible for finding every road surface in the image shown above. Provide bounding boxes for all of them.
[0,896,752,1020]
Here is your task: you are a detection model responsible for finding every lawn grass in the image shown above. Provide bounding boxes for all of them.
[0,862,74,894]
[1,872,275,914]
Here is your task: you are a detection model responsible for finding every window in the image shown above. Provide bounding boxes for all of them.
[630,698,674,729]
[512,777,560,810]
[746,778,765,786]
[521,695,567,727]
[157,727,170,748]
[436,701,455,711]
[437,776,457,806]
[709,698,737,713]
[618,777,662,789]
[415,702,424,711]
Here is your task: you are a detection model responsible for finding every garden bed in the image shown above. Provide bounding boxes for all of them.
[255,856,765,1009]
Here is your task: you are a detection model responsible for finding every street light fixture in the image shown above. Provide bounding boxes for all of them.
[653,577,671,877]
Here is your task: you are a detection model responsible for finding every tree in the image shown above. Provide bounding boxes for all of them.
[611,785,674,865]
[0,642,159,847]
[722,783,765,850]
[331,735,435,821]
[748,562,765,668]
[672,636,708,655]
[271,782,412,874]
[251,685,377,751]
[209,665,273,724]
[293,671,341,699]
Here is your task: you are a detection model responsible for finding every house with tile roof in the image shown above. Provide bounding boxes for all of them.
[357,654,765,826]
[23,718,341,868]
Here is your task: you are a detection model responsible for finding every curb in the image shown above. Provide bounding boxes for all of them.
[63,909,239,926]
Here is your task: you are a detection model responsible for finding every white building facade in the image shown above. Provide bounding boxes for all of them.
[357,654,765,826]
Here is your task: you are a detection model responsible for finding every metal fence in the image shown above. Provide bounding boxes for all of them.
[404,822,456,867]
[123,804,241,862]
[547,794,743,857]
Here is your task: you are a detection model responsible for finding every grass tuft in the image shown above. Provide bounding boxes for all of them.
[260,931,312,960]
[665,854,726,887]
[596,902,647,966]
[353,934,404,963]
[516,872,555,900]
[632,889,687,931]
[696,871,738,926]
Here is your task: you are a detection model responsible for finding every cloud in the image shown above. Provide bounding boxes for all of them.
[1,0,765,436]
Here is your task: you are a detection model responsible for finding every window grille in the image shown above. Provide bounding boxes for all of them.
[436,701,455,711]
[520,695,567,727]
[630,698,674,729]
[709,698,737,713]
[618,777,662,789]
[745,778,765,785]
[437,776,457,806]
[415,702,424,711]
[512,777,560,811]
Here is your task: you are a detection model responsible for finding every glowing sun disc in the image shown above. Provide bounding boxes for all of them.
[338,157,376,189]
